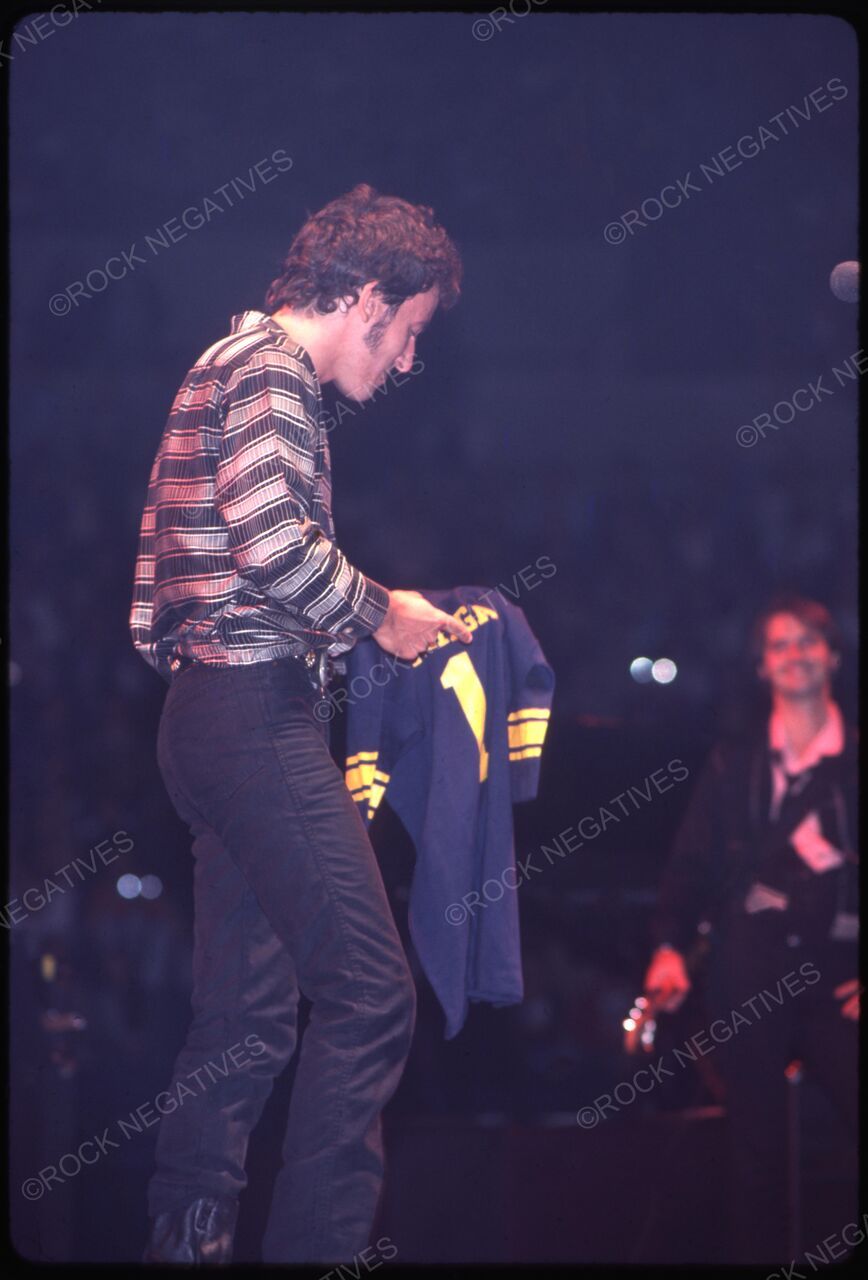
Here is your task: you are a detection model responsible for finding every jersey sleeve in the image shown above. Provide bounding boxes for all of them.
[496,591,555,802]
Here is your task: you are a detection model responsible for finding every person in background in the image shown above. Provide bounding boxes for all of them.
[643,595,858,1263]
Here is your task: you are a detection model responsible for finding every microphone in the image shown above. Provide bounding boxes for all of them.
[829,261,859,303]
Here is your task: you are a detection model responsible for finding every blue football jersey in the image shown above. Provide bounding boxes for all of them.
[343,585,554,1038]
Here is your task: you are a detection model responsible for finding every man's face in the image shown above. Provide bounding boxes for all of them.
[759,612,836,699]
[334,285,438,402]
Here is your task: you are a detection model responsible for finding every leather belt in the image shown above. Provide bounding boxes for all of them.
[171,649,334,696]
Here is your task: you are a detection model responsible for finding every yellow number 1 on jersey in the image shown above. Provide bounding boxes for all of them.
[440,650,489,782]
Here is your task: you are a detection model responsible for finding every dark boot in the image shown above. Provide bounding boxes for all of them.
[142,1194,238,1265]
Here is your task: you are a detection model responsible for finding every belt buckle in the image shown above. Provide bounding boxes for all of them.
[316,650,329,691]
[171,652,192,678]
[303,648,330,696]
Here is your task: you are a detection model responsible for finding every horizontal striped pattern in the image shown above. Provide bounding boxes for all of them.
[507,707,551,761]
[129,311,390,682]
[345,750,390,821]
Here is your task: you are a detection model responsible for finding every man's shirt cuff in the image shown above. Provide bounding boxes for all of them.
[335,576,390,643]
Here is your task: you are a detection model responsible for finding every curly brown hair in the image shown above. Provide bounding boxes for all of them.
[264,183,462,318]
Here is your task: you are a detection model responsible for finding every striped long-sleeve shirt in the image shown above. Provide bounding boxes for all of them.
[129,310,391,684]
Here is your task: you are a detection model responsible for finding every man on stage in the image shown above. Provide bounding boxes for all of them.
[643,596,858,1262]
[130,183,472,1264]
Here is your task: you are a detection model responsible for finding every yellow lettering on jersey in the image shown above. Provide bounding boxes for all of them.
[457,605,478,632]
[440,650,489,782]
[409,602,499,666]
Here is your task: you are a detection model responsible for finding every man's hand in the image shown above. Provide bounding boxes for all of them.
[833,978,861,1020]
[643,946,691,1013]
[372,589,473,660]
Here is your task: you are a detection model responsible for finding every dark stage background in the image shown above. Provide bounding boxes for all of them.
[8,7,858,1264]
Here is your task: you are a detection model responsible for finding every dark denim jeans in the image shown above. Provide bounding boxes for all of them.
[147,655,417,1263]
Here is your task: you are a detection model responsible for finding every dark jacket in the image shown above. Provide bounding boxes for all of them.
[652,718,859,955]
